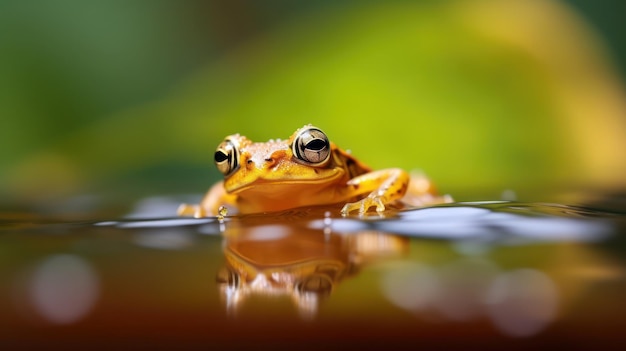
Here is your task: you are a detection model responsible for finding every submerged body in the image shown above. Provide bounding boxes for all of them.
[178,125,450,217]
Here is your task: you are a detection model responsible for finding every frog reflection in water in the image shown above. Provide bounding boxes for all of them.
[178,124,451,217]
[216,219,408,318]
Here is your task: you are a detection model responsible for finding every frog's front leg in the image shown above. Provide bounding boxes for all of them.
[177,181,237,218]
[341,168,410,215]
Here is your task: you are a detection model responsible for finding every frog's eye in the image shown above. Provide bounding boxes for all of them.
[292,127,331,166]
[214,138,240,177]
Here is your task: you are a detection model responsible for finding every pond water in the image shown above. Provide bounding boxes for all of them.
[1,196,625,349]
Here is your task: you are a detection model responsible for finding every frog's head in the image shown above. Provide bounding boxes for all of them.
[214,125,345,194]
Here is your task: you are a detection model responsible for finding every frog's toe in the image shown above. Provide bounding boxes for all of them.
[341,196,386,216]
[340,202,358,215]
[339,204,348,215]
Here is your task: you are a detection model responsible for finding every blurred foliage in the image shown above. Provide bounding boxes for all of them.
[1,0,626,208]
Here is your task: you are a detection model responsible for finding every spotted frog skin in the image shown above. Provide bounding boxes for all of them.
[178,125,450,217]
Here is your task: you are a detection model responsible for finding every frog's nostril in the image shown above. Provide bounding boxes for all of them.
[264,157,278,169]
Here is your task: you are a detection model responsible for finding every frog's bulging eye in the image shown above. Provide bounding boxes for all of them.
[292,127,331,166]
[214,138,239,177]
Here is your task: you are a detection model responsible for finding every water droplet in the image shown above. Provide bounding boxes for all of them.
[218,206,228,220]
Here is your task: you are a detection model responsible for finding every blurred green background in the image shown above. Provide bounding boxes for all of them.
[2,0,626,212]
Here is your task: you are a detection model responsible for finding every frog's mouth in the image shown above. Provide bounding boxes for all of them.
[226,169,345,194]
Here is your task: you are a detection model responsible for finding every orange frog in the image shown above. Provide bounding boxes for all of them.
[178,125,451,217]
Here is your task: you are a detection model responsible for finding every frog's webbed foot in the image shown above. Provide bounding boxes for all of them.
[340,168,409,216]
[341,194,386,216]
[177,203,207,218]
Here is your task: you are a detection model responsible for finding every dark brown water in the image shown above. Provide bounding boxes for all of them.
[1,197,625,349]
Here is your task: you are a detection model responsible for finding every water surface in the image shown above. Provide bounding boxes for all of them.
[1,198,625,349]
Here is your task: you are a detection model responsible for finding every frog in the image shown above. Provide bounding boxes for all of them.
[177,124,451,217]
